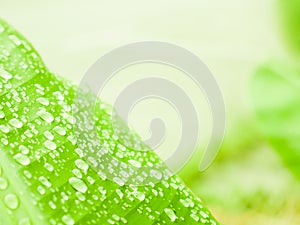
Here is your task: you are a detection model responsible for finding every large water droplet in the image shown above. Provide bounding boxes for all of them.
[69,177,87,193]
[13,153,30,166]
[4,193,19,210]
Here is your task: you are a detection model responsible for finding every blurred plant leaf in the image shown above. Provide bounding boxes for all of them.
[251,62,300,179]
[279,0,300,54]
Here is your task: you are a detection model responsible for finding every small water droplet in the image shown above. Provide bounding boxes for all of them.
[4,193,19,210]
[62,215,75,225]
[69,177,87,193]
[9,118,23,129]
[37,97,49,106]
[76,192,86,201]
[75,159,89,173]
[134,191,145,201]
[113,177,125,186]
[19,145,29,155]
[44,140,57,150]
[39,176,52,188]
[0,177,8,190]
[0,68,13,80]
[44,163,54,172]
[164,208,177,222]
[37,110,54,123]
[53,126,67,136]
[191,214,200,222]
[128,159,141,168]
[44,131,54,140]
[49,201,56,210]
[150,169,162,180]
[0,125,10,133]
[53,91,64,101]
[72,169,82,178]
[37,186,46,195]
[0,110,5,119]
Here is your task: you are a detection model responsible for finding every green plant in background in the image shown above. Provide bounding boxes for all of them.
[0,19,219,224]
[251,63,300,179]
[279,0,300,55]
[252,1,300,181]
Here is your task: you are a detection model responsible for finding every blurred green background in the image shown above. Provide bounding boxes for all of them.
[1,0,300,224]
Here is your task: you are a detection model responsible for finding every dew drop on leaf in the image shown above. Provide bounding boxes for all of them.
[62,215,75,225]
[4,193,19,210]
[0,177,8,190]
[164,208,177,222]
[9,118,23,129]
[44,140,57,150]
[13,153,30,166]
[69,177,88,193]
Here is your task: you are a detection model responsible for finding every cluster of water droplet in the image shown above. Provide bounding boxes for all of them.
[0,19,218,225]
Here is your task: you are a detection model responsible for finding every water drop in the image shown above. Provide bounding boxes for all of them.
[128,159,141,168]
[13,153,30,166]
[37,110,54,123]
[44,131,54,140]
[69,177,87,193]
[9,118,23,129]
[113,177,125,186]
[37,186,46,195]
[76,192,86,201]
[0,68,13,80]
[19,145,29,155]
[39,176,52,188]
[191,214,200,222]
[37,97,49,106]
[134,191,145,201]
[53,126,67,136]
[0,177,8,190]
[150,169,162,180]
[0,110,5,119]
[164,208,177,222]
[49,201,56,210]
[0,125,10,133]
[4,193,19,210]
[75,159,89,174]
[44,140,57,150]
[44,163,54,172]
[62,215,75,225]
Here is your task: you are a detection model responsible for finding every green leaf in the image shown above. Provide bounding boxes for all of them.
[251,62,300,179]
[279,0,300,54]
[0,19,219,225]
